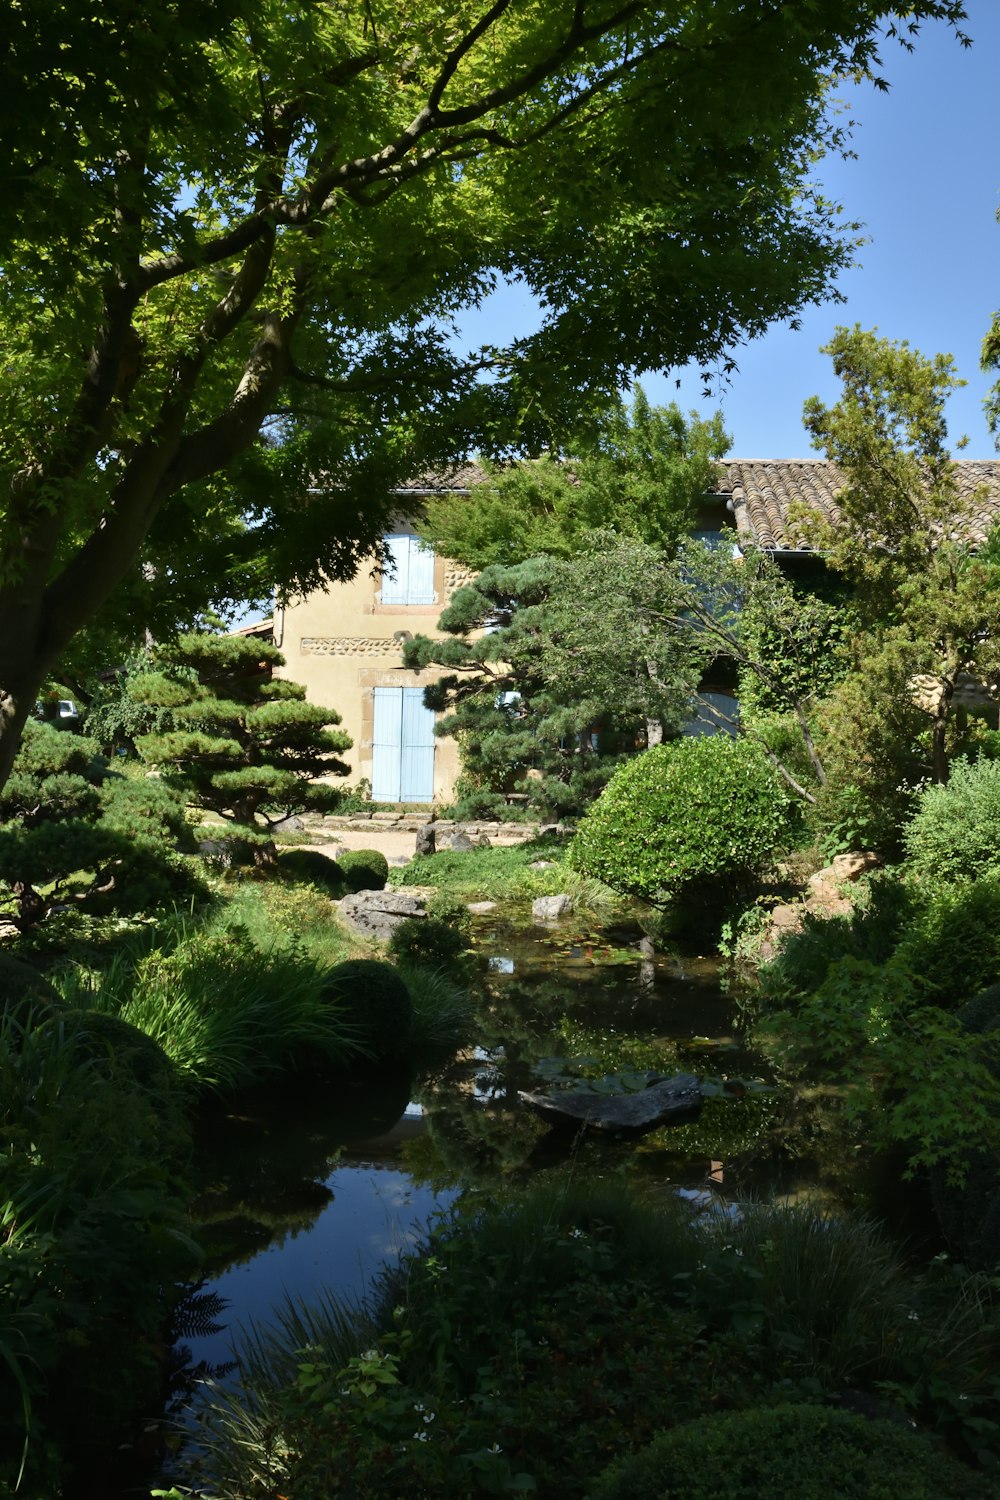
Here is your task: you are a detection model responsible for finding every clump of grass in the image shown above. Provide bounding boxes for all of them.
[50,919,367,1094]
[206,880,367,967]
[397,963,477,1063]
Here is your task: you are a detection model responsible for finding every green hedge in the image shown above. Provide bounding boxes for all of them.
[589,1402,992,1500]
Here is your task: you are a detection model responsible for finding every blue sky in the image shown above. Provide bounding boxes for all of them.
[461,1,1000,461]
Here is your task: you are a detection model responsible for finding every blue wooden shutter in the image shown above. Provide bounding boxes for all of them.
[371,687,403,801]
[400,687,435,802]
[380,535,435,604]
[406,540,435,605]
[379,536,409,604]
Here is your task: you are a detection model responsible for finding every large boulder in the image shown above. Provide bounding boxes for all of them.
[532,893,573,921]
[415,823,436,857]
[337,887,432,940]
[519,1073,702,1135]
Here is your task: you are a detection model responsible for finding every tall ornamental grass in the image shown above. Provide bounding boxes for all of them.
[51,923,365,1095]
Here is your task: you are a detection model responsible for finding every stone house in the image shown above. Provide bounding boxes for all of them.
[264,458,1000,805]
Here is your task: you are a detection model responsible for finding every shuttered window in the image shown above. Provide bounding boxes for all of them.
[371,687,436,803]
[380,534,435,605]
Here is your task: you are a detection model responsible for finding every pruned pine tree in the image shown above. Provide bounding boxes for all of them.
[132,635,351,863]
[0,720,196,930]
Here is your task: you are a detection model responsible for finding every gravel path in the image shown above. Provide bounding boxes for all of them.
[311,824,531,867]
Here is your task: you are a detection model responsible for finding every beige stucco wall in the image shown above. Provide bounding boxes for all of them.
[273,538,476,804]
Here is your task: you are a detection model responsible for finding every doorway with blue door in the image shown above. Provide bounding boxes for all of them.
[371,686,436,803]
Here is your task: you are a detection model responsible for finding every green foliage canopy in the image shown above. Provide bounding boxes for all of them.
[418,390,729,568]
[0,0,971,795]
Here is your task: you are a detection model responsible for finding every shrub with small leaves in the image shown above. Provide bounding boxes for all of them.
[388,916,468,969]
[589,1402,993,1500]
[338,848,389,892]
[904,755,1000,884]
[321,958,411,1061]
[571,737,789,906]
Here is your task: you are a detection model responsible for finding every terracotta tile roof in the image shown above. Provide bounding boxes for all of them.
[390,458,1000,551]
[395,463,487,492]
[715,458,1000,552]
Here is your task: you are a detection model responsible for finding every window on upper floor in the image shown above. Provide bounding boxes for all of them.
[690,528,742,559]
[380,534,435,605]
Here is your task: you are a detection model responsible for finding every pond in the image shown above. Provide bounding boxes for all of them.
[177,911,865,1387]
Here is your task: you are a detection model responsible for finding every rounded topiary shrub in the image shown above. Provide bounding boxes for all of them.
[338,847,389,892]
[589,1402,992,1500]
[388,915,468,969]
[570,737,788,906]
[904,755,1000,884]
[278,847,346,896]
[0,954,64,1027]
[62,1008,178,1098]
[321,958,412,1061]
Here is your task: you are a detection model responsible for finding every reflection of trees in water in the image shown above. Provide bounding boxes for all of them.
[190,1066,413,1268]
[404,1089,547,1187]
[407,959,898,1207]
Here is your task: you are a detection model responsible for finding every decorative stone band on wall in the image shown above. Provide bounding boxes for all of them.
[444,565,477,597]
[300,637,399,657]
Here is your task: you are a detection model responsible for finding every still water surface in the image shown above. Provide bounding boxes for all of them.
[181,914,816,1374]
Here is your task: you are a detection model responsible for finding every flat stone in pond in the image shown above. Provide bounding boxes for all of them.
[467,901,498,914]
[518,1073,702,1136]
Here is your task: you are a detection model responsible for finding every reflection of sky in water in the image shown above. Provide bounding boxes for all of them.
[185,1166,456,1369]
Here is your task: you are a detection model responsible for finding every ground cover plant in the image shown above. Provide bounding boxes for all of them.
[393,836,624,923]
[181,1179,1000,1499]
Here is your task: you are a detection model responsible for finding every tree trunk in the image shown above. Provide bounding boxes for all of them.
[0,674,50,793]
